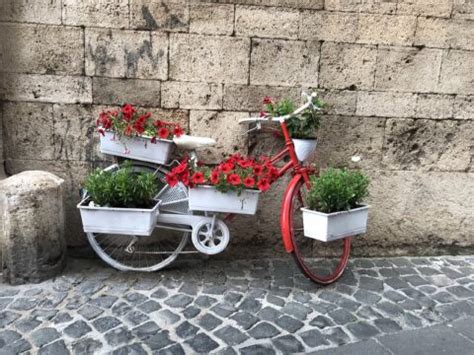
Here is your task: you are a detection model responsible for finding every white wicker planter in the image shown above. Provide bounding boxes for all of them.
[188,186,260,215]
[301,204,369,242]
[292,139,317,162]
[77,199,161,236]
[100,131,174,164]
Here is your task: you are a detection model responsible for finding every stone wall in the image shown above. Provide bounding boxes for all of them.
[1,0,473,256]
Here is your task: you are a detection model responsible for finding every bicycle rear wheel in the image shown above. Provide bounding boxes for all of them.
[86,161,190,272]
[285,176,351,284]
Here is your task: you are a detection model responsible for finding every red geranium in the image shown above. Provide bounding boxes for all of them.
[191,171,205,184]
[243,177,255,188]
[124,124,133,136]
[257,178,270,192]
[263,96,273,105]
[173,126,184,137]
[158,127,170,139]
[220,162,234,174]
[253,164,264,176]
[122,104,135,121]
[227,174,241,186]
[210,170,220,185]
[165,173,178,187]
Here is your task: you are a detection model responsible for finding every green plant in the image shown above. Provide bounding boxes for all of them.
[307,168,369,213]
[263,94,325,139]
[84,162,158,208]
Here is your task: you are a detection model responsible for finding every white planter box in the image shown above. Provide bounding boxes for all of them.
[292,139,317,162]
[77,199,161,236]
[301,204,369,242]
[188,186,260,215]
[100,131,174,164]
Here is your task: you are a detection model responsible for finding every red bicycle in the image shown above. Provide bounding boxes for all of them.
[85,92,351,284]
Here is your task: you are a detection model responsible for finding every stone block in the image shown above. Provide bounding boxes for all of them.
[357,14,416,46]
[356,92,416,118]
[235,5,299,39]
[0,0,61,24]
[325,0,397,14]
[250,39,319,86]
[438,50,474,95]
[374,47,443,93]
[415,94,454,119]
[0,73,92,104]
[223,85,301,111]
[0,171,66,284]
[130,0,189,31]
[366,170,474,252]
[3,102,55,160]
[314,115,385,170]
[85,29,168,80]
[92,78,161,106]
[5,160,94,247]
[0,23,83,75]
[299,11,358,42]
[161,82,223,110]
[146,108,189,129]
[453,96,474,119]
[52,105,98,162]
[170,34,250,84]
[63,0,129,28]
[398,0,453,17]
[189,3,234,35]
[206,0,323,9]
[319,43,377,90]
[383,118,473,171]
[318,91,357,116]
[415,18,474,50]
[453,0,474,20]
[189,111,250,162]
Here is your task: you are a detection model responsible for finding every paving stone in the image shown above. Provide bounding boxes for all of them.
[404,313,424,328]
[347,321,380,339]
[30,327,60,347]
[211,302,237,318]
[335,298,361,312]
[176,321,199,339]
[309,315,335,329]
[275,315,304,333]
[164,294,193,308]
[267,295,285,307]
[374,318,402,333]
[125,310,149,326]
[273,335,304,353]
[0,298,12,311]
[197,313,222,331]
[248,322,280,339]
[183,306,201,319]
[111,343,146,355]
[399,299,422,310]
[151,288,168,299]
[90,295,118,309]
[300,328,330,348]
[214,325,248,346]
[356,306,384,320]
[239,297,262,313]
[257,307,283,322]
[328,309,357,325]
[436,300,474,321]
[432,291,457,304]
[446,286,474,298]
[161,343,185,355]
[78,305,104,320]
[31,309,58,322]
[154,309,180,327]
[92,316,122,333]
[403,275,430,286]
[64,320,92,338]
[42,293,68,308]
[240,344,276,355]
[105,327,134,347]
[112,302,132,317]
[377,301,405,317]
[9,298,39,311]
[185,333,219,353]
[203,285,227,295]
[137,300,161,314]
[195,295,217,308]
[353,290,381,305]
[144,331,173,350]
[384,290,406,303]
[385,277,411,290]
[224,292,243,305]
[132,321,160,340]
[0,330,21,344]
[38,340,69,355]
[0,289,19,297]
[230,312,259,330]
[281,302,312,320]
[125,292,148,305]
[72,338,103,354]
[14,317,42,332]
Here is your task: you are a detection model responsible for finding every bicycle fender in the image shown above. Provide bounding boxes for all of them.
[280,174,303,253]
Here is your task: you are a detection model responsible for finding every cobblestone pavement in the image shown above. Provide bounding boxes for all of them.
[0,256,473,354]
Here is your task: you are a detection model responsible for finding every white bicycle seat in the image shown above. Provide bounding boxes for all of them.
[173,134,216,150]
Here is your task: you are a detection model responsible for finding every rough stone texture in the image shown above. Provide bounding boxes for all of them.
[85,29,168,80]
[170,34,249,84]
[319,43,377,90]
[0,0,473,254]
[0,171,66,285]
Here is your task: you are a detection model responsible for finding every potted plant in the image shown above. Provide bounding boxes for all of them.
[96,104,185,164]
[301,168,370,242]
[165,154,278,215]
[77,162,161,236]
[261,95,325,161]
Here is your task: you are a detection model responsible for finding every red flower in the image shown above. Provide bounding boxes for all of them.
[210,170,220,185]
[180,172,190,186]
[173,162,187,174]
[243,177,255,188]
[191,171,205,184]
[266,166,279,180]
[133,121,145,135]
[153,120,164,128]
[173,126,184,138]
[158,127,170,139]
[166,173,178,187]
[98,128,105,136]
[253,164,264,176]
[259,111,267,118]
[257,178,270,192]
[227,174,241,186]
[124,124,133,136]
[237,158,253,168]
[122,104,135,121]
[263,96,273,105]
[137,113,151,124]
[220,162,234,173]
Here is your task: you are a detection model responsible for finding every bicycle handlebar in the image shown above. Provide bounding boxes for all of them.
[238,92,320,125]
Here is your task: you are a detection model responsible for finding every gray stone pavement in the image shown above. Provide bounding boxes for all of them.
[0,255,473,354]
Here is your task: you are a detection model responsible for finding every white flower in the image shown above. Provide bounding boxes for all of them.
[351,155,361,162]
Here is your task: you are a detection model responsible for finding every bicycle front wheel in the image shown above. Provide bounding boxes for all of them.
[285,176,351,285]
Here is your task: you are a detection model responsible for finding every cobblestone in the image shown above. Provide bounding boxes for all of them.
[0,256,472,353]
